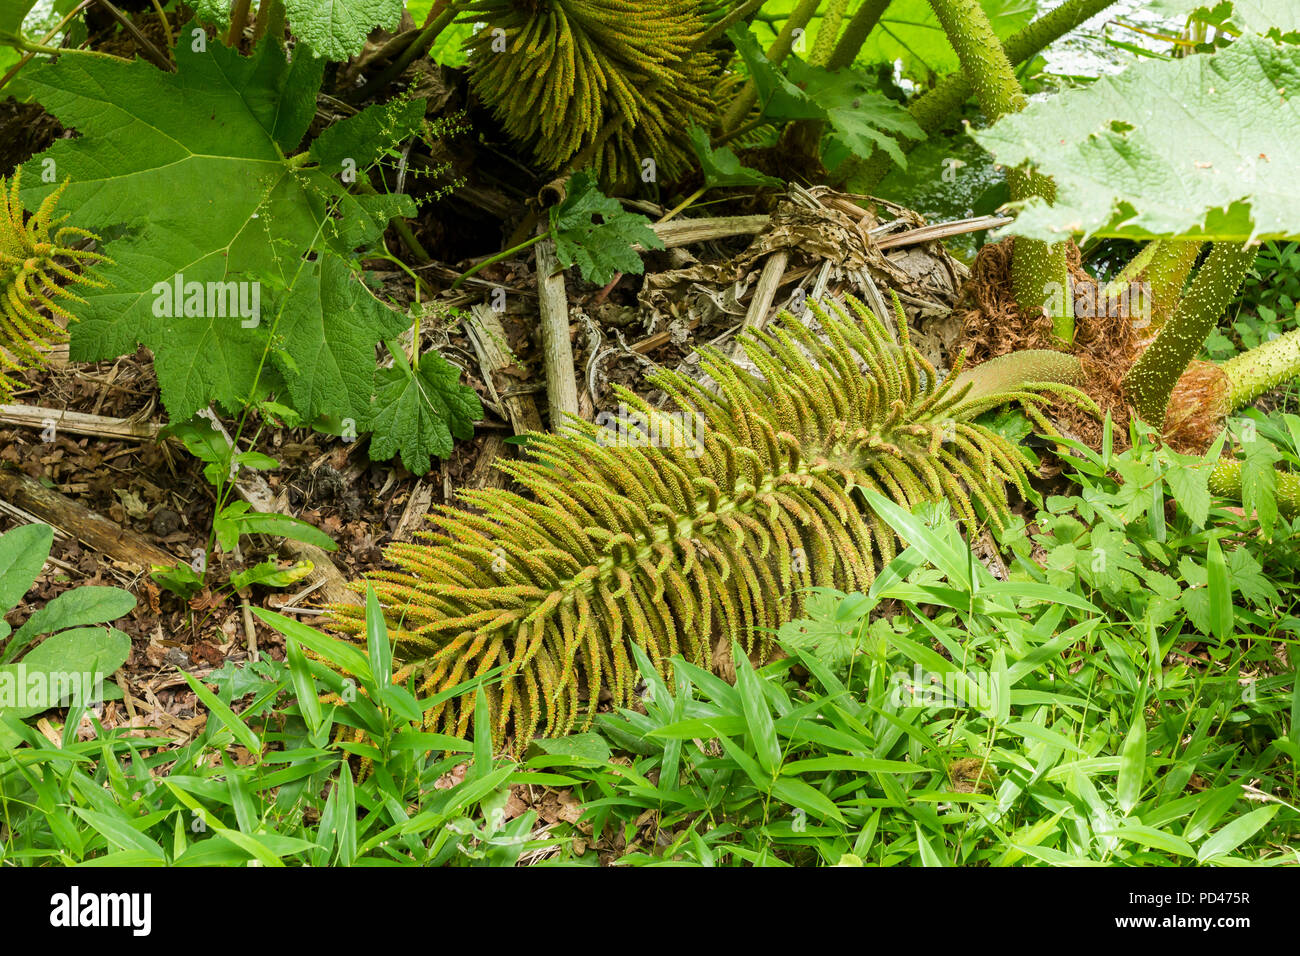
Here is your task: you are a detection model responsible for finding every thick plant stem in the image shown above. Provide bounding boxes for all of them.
[1143,239,1203,331]
[1008,169,1071,345]
[1103,240,1159,296]
[926,0,1071,341]
[351,0,457,101]
[1222,327,1300,410]
[788,0,855,160]
[1209,459,1300,519]
[720,0,822,133]
[1103,239,1200,332]
[227,0,253,46]
[698,0,767,49]
[926,0,1026,115]
[1037,249,1074,346]
[252,0,285,45]
[810,0,852,65]
[1124,242,1255,428]
[846,0,1118,191]
[827,0,891,71]
[951,349,1086,401]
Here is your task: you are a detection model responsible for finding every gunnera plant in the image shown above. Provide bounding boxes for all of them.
[0,171,107,397]
[330,296,1095,752]
[462,0,718,187]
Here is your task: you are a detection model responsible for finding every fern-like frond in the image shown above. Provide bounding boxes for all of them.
[0,171,108,397]
[462,0,718,186]
[330,295,1095,753]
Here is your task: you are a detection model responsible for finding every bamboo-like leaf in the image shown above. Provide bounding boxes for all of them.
[1197,805,1280,862]
[285,637,323,735]
[734,640,780,778]
[1206,536,1234,642]
[183,672,262,756]
[1117,713,1147,815]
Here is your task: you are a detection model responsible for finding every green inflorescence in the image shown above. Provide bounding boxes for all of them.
[330,294,1096,753]
[0,171,107,399]
[462,0,719,187]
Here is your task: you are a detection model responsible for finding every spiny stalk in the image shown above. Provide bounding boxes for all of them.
[1125,242,1255,427]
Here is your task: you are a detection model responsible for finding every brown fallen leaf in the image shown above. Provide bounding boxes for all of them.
[189,641,225,666]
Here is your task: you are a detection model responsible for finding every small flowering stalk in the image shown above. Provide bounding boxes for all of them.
[0,170,108,396]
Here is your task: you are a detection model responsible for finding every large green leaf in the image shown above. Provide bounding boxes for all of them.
[687,125,782,189]
[549,172,663,286]
[727,23,825,121]
[0,523,51,614]
[776,588,873,674]
[19,31,418,424]
[194,0,403,60]
[1151,0,1300,36]
[363,349,483,475]
[0,626,131,721]
[854,0,1035,79]
[727,25,923,168]
[974,33,1300,242]
[276,252,408,421]
[0,0,34,35]
[286,0,402,60]
[786,58,925,169]
[3,585,135,665]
